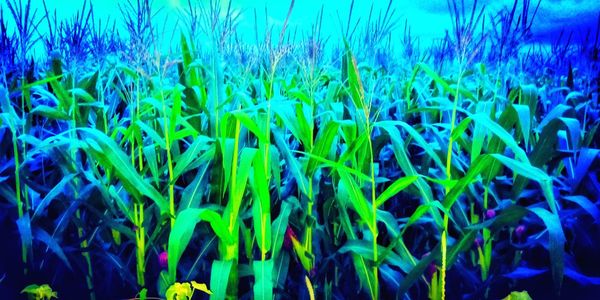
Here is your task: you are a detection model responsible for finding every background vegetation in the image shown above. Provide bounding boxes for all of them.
[1,0,599,299]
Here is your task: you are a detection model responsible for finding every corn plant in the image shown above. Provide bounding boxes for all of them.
[1,1,600,299]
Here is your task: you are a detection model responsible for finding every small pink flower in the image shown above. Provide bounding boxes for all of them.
[159,251,168,269]
[515,225,526,239]
[485,209,496,219]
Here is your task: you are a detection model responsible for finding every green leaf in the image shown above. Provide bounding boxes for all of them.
[69,87,96,103]
[32,174,76,220]
[376,176,418,207]
[170,85,183,140]
[181,33,200,87]
[179,164,210,212]
[470,113,528,162]
[571,148,599,190]
[191,281,212,295]
[21,284,58,300]
[502,290,532,300]
[471,101,494,162]
[564,195,600,223]
[529,207,565,294]
[166,282,192,300]
[415,62,475,100]
[272,127,309,196]
[271,198,295,259]
[518,84,538,120]
[251,149,271,255]
[466,205,528,232]
[376,121,445,171]
[272,100,312,148]
[209,260,233,300]
[33,227,72,270]
[168,208,231,283]
[253,260,274,300]
[490,153,556,213]
[401,201,450,236]
[273,252,290,291]
[289,228,313,272]
[398,230,476,296]
[231,110,268,143]
[343,42,366,112]
[225,147,257,230]
[338,240,409,270]
[143,145,160,185]
[301,151,371,182]
[337,170,374,232]
[513,104,531,148]
[377,123,443,228]
[307,120,340,177]
[20,74,64,90]
[30,105,70,120]
[136,120,166,149]
[173,136,213,181]
[490,154,550,181]
[79,128,170,216]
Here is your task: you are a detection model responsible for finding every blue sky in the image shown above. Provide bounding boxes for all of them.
[2,0,599,50]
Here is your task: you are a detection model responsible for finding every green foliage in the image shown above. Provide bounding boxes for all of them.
[1,5,598,299]
[166,281,212,300]
[21,284,57,300]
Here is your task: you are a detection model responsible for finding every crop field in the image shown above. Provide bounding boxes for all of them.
[0,0,599,299]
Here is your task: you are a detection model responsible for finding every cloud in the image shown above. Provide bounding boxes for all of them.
[531,0,600,42]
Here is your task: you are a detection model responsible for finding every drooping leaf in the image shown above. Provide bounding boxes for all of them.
[375,176,418,207]
[503,267,547,279]
[34,228,72,270]
[563,195,600,223]
[191,281,213,295]
[32,174,76,220]
[79,128,170,216]
[530,207,566,294]
[168,208,231,283]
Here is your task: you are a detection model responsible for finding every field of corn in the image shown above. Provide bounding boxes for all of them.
[1,0,600,299]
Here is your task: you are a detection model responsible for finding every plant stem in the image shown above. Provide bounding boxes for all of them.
[360,80,378,299]
[136,76,143,170]
[134,202,146,287]
[482,185,491,280]
[12,128,26,273]
[225,110,243,299]
[442,71,464,300]
[368,127,379,300]
[17,74,29,275]
[71,74,95,300]
[159,84,176,229]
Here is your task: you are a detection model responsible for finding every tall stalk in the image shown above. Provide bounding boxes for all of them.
[11,120,26,272]
[158,73,176,230]
[225,110,243,299]
[70,74,96,300]
[134,202,146,287]
[441,70,464,300]
[367,126,379,300]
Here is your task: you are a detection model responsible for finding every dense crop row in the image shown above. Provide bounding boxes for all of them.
[1,0,600,299]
